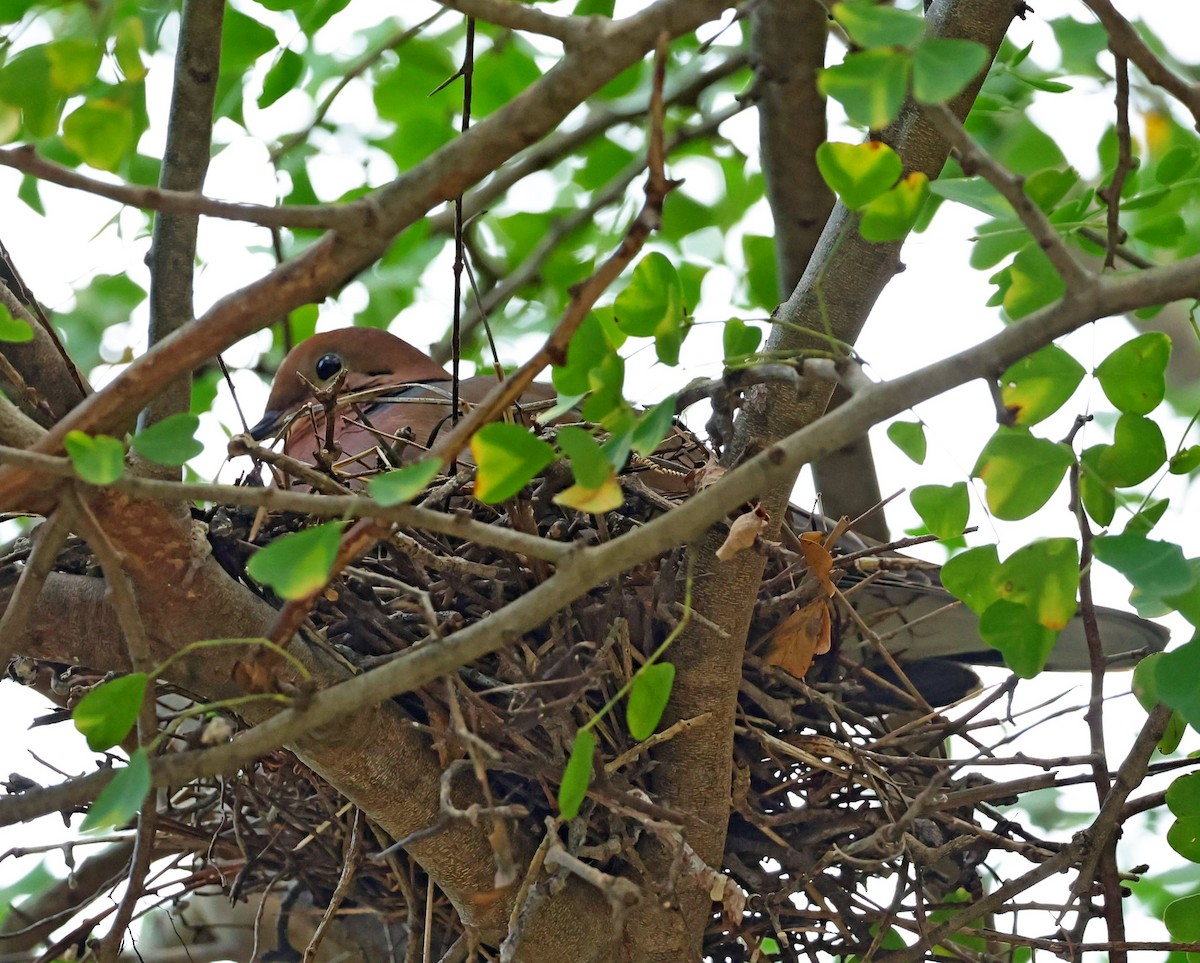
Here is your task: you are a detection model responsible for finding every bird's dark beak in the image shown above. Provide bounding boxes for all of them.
[249,410,284,441]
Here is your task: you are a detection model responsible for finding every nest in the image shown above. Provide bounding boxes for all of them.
[13,425,1114,961]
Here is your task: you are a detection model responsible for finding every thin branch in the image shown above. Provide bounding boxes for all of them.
[0,147,363,231]
[1082,0,1200,130]
[0,444,572,562]
[445,96,747,354]
[1100,54,1133,271]
[423,52,749,239]
[923,102,1091,290]
[269,11,449,163]
[0,505,73,671]
[429,33,676,468]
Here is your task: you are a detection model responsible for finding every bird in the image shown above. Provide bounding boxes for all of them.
[248,327,554,478]
[249,327,1169,702]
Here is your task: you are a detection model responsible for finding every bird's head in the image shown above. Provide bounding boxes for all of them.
[249,328,450,440]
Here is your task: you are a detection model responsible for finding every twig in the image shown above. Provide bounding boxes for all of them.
[922,103,1091,290]
[0,146,363,231]
[302,808,365,962]
[0,443,572,562]
[1081,0,1200,130]
[0,505,73,670]
[269,11,448,162]
[1099,55,1133,270]
[428,33,678,469]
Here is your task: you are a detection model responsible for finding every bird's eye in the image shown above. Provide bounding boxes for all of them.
[315,353,343,381]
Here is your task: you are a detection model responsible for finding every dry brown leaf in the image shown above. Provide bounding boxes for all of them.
[686,460,728,495]
[764,598,831,678]
[716,504,769,561]
[797,531,837,596]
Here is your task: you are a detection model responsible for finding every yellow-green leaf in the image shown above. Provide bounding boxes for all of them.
[246,522,344,599]
[471,423,556,503]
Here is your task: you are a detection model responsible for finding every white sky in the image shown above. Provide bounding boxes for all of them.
[2,0,1199,955]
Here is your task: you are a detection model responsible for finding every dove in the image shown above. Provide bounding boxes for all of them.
[248,327,554,475]
[249,327,1168,703]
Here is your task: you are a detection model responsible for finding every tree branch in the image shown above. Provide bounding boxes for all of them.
[0,147,363,231]
[143,0,226,429]
[1082,0,1200,130]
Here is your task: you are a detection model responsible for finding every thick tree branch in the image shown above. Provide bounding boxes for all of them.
[0,280,89,426]
[436,0,592,46]
[143,0,225,429]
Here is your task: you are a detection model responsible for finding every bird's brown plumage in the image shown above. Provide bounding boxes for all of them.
[249,328,554,478]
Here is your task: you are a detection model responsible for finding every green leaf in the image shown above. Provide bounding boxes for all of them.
[556,425,611,489]
[557,729,595,819]
[887,421,926,463]
[833,1,925,49]
[1090,414,1167,487]
[1167,773,1200,818]
[1154,145,1198,185]
[1124,497,1169,538]
[613,252,685,338]
[815,141,902,210]
[1132,654,1186,753]
[1025,167,1079,211]
[941,545,1001,614]
[1170,445,1200,475]
[723,319,762,364]
[0,862,56,928]
[910,483,969,539]
[1004,244,1065,320]
[911,38,989,104]
[0,304,33,342]
[471,423,557,502]
[46,39,102,94]
[0,47,64,138]
[259,48,303,109]
[1092,534,1195,597]
[929,177,1010,217]
[1155,638,1200,732]
[860,172,929,242]
[1095,332,1171,415]
[552,311,622,398]
[64,430,126,485]
[996,538,1080,631]
[62,100,135,173]
[978,599,1057,678]
[631,396,676,458]
[972,428,1073,520]
[368,458,441,507]
[1164,894,1200,944]
[130,413,203,466]
[626,662,675,740]
[114,17,148,82]
[1000,344,1086,426]
[741,234,780,310]
[1078,447,1116,526]
[73,673,148,752]
[247,522,345,599]
[819,50,911,130]
[81,749,151,833]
